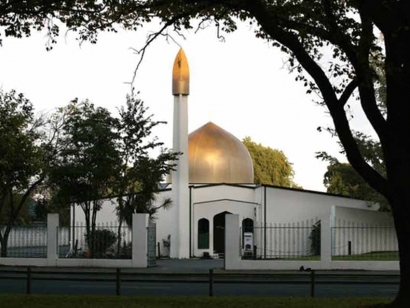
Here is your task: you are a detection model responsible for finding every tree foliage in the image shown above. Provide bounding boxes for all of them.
[243,137,299,188]
[113,96,178,254]
[47,96,177,256]
[114,96,178,223]
[324,160,389,210]
[0,90,46,256]
[49,100,120,257]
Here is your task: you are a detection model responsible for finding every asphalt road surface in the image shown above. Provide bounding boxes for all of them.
[0,260,400,297]
[0,271,399,297]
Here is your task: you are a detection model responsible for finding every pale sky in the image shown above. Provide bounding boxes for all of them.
[0,21,375,192]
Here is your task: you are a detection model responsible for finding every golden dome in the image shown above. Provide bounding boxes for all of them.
[188,122,254,183]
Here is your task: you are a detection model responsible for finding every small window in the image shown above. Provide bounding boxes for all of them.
[198,218,209,249]
[242,218,254,233]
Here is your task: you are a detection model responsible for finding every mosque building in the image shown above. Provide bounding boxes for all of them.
[72,49,391,260]
[152,49,383,259]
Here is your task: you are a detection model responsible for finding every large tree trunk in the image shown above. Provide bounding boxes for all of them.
[390,196,410,307]
[0,229,10,257]
[0,224,13,257]
[385,134,410,307]
[0,226,12,257]
[381,13,410,307]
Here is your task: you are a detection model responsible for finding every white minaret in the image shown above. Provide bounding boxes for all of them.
[171,48,190,258]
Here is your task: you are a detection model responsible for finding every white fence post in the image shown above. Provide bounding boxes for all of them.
[47,214,59,266]
[132,213,149,267]
[225,214,241,270]
[320,208,332,265]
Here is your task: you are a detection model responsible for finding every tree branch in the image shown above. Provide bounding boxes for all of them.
[339,78,358,106]
[352,13,386,143]
[11,176,45,224]
[128,16,184,94]
[246,0,388,197]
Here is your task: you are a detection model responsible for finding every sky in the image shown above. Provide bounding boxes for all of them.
[0,21,375,192]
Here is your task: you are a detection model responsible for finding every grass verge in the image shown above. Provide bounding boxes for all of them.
[332,251,399,261]
[0,295,392,308]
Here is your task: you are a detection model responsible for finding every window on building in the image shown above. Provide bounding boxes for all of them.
[198,218,209,249]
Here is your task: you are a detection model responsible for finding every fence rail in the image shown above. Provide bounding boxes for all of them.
[0,266,400,297]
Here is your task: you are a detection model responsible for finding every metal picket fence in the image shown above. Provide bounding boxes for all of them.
[58,223,132,259]
[242,219,320,260]
[331,222,399,261]
[0,225,48,258]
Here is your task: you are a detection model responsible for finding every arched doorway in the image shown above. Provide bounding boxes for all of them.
[198,218,210,249]
[213,211,232,254]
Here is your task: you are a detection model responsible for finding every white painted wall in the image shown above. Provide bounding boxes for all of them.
[264,187,376,224]
[193,199,255,257]
[193,185,257,204]
[153,189,175,257]
[333,206,397,255]
[71,199,118,225]
[154,185,258,258]
[69,184,388,262]
[254,187,378,259]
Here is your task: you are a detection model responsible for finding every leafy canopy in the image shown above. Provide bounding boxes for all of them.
[114,95,178,226]
[0,90,50,256]
[243,137,299,188]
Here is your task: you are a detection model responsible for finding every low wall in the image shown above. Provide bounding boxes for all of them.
[225,214,400,271]
[0,213,149,268]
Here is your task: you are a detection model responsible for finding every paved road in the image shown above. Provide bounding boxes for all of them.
[0,259,400,297]
[0,277,399,297]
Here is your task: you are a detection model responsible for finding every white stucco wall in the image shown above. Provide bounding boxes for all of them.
[332,206,397,255]
[69,185,386,261]
[264,187,376,224]
[254,187,378,258]
[193,185,257,204]
[152,189,175,257]
[71,199,118,225]
[193,199,255,257]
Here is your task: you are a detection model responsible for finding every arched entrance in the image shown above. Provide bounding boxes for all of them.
[198,218,210,249]
[213,211,232,254]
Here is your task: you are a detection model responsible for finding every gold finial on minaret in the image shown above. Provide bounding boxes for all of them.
[172,48,190,95]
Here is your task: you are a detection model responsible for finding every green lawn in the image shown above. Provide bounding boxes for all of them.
[332,251,399,261]
[250,256,320,261]
[0,295,392,308]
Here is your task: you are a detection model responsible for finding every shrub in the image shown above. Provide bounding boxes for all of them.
[309,221,321,256]
[85,229,117,257]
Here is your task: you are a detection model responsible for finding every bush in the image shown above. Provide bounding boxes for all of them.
[309,221,321,256]
[85,229,117,257]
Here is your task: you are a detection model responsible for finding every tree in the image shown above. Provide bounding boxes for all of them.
[317,50,388,208]
[32,184,71,225]
[323,160,389,210]
[2,1,410,305]
[114,96,178,254]
[0,90,45,256]
[50,100,120,257]
[243,137,299,188]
